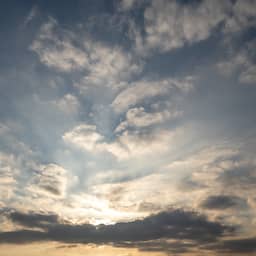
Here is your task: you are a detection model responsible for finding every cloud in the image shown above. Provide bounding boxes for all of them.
[125,0,256,56]
[0,209,232,247]
[31,18,142,88]
[239,65,256,84]
[111,80,169,113]
[127,0,231,55]
[53,94,80,115]
[30,18,89,72]
[0,153,19,200]
[205,237,256,254]
[63,123,176,160]
[115,106,182,133]
[24,5,39,26]
[217,164,256,191]
[119,240,198,254]
[224,0,256,33]
[8,211,59,229]
[111,77,194,113]
[63,124,104,152]
[108,129,175,159]
[2,2,256,254]
[0,230,47,244]
[200,195,248,210]
[217,39,256,84]
[75,43,142,90]
[27,164,70,197]
[177,177,208,192]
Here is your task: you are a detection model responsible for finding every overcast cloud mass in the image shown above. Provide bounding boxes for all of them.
[0,0,256,255]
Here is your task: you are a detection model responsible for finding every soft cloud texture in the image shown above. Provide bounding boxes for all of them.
[112,77,194,113]
[0,0,256,255]
[115,106,182,132]
[27,164,70,198]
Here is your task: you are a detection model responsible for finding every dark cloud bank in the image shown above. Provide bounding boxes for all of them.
[0,209,255,254]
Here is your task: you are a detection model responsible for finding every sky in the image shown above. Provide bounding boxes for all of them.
[0,0,256,255]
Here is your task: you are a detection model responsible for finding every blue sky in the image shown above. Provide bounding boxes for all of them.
[0,0,256,255]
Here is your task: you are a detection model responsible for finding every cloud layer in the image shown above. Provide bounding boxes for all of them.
[0,0,256,255]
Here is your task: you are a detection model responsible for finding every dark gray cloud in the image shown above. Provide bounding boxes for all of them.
[0,209,232,247]
[4,209,256,254]
[200,195,248,210]
[205,237,256,254]
[0,230,47,244]
[219,237,256,253]
[9,211,59,229]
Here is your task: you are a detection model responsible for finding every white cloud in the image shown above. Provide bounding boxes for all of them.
[31,18,142,89]
[63,124,104,152]
[126,0,256,55]
[108,129,175,160]
[115,106,182,133]
[128,0,231,55]
[63,123,176,160]
[76,43,142,90]
[111,77,194,113]
[30,19,89,72]
[112,80,169,113]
